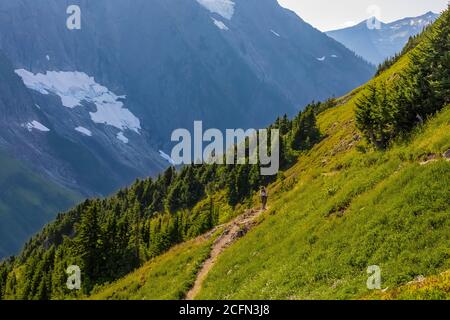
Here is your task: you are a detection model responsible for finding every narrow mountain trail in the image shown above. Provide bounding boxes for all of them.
[185,208,266,300]
[419,150,450,165]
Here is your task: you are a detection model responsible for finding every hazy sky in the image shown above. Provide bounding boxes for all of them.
[278,0,448,31]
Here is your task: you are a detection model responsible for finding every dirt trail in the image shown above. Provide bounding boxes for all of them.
[185,208,265,300]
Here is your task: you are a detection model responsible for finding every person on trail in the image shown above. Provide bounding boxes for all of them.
[260,186,268,211]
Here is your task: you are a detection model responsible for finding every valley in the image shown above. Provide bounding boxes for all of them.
[0,1,448,302]
[0,0,374,258]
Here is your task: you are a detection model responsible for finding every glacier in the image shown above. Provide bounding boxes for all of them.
[270,30,281,37]
[23,120,50,132]
[75,126,92,137]
[116,132,129,144]
[159,150,176,165]
[212,17,229,30]
[196,0,235,20]
[15,69,141,133]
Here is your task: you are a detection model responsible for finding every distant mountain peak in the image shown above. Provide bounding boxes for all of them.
[327,12,440,65]
[424,11,438,16]
[366,16,382,23]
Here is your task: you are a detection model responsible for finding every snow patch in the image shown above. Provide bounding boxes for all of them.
[316,56,326,62]
[270,30,280,37]
[212,17,229,30]
[23,120,50,132]
[75,126,92,137]
[331,55,338,58]
[14,69,141,133]
[116,132,129,144]
[196,0,235,20]
[35,104,41,109]
[46,55,50,61]
[159,150,176,165]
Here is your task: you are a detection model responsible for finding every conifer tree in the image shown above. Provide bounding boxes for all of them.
[75,203,102,293]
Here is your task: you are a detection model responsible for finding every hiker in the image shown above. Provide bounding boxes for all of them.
[260,186,268,211]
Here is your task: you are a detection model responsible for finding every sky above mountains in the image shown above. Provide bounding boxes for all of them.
[278,0,448,31]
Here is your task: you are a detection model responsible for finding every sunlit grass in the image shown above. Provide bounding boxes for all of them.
[88,40,450,301]
[90,237,213,300]
[194,51,450,299]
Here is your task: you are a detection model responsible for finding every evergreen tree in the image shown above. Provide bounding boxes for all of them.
[357,7,450,149]
[74,203,102,293]
[290,106,320,150]
[0,262,9,299]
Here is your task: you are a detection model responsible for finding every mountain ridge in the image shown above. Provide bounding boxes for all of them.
[0,0,374,258]
[327,11,440,65]
[92,8,449,300]
[1,6,449,300]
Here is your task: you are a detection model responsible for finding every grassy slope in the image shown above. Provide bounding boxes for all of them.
[0,151,80,258]
[87,39,450,301]
[365,271,450,300]
[194,53,450,299]
[89,236,214,300]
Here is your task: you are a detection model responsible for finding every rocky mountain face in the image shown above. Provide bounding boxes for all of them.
[0,0,374,258]
[327,11,439,65]
[0,50,81,258]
